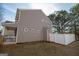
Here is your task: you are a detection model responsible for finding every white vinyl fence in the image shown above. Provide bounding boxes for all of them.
[47,32,75,45]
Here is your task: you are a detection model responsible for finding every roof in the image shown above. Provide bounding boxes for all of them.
[2,21,17,28]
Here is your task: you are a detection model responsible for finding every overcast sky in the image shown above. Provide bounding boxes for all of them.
[0,3,75,21]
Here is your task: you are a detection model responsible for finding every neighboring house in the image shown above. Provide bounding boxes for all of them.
[2,9,52,44]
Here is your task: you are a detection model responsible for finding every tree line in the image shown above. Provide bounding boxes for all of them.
[48,4,79,34]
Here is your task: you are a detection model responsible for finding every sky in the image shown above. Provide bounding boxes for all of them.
[0,3,75,22]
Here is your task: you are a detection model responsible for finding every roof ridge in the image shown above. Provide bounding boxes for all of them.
[17,8,41,11]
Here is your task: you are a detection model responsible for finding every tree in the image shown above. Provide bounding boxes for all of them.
[48,10,70,33]
[70,4,79,14]
[48,4,79,34]
[70,4,79,34]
